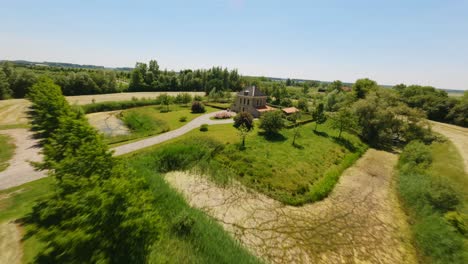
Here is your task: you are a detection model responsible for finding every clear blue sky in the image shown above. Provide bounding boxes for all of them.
[2,0,468,90]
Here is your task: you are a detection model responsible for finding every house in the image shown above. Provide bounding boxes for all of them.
[231,86,275,117]
[281,107,299,115]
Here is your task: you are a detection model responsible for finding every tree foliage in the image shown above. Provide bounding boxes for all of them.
[259,111,284,134]
[312,103,327,131]
[233,112,254,131]
[25,79,161,263]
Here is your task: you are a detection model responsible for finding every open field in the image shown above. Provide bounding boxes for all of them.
[0,92,205,128]
[0,134,15,172]
[165,149,416,263]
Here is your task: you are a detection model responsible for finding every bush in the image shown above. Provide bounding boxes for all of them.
[233,112,254,130]
[81,98,161,113]
[179,116,187,122]
[259,111,284,134]
[172,210,196,237]
[425,181,460,212]
[191,101,205,113]
[200,124,208,132]
[445,211,468,235]
[399,141,432,168]
[214,112,232,119]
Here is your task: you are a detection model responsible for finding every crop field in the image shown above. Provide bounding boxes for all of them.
[0,92,205,129]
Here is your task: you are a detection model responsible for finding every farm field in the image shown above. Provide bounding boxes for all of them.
[0,92,205,129]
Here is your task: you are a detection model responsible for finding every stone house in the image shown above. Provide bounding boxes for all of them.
[231,86,275,117]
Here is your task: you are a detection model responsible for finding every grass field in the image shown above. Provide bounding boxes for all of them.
[0,134,15,172]
[126,121,367,205]
[101,104,217,145]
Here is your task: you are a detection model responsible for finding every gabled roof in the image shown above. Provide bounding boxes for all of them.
[237,86,266,97]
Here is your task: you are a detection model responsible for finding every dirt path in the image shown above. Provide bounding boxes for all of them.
[430,121,468,173]
[0,111,233,190]
[0,129,44,190]
[166,149,416,264]
[0,222,22,264]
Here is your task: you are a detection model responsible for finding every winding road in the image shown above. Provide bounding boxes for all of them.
[0,111,233,190]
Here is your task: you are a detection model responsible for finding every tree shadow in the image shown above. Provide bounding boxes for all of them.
[331,136,358,152]
[258,131,287,142]
[313,130,329,138]
[292,142,304,149]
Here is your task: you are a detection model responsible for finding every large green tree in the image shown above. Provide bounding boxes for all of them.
[353,78,378,99]
[259,110,284,134]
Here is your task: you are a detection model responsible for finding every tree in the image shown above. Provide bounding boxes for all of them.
[233,111,254,130]
[290,112,302,146]
[26,79,161,263]
[353,78,378,99]
[158,93,172,111]
[0,71,12,99]
[260,110,284,134]
[297,98,308,111]
[302,83,310,95]
[329,108,356,138]
[328,80,343,93]
[312,103,327,131]
[191,101,205,113]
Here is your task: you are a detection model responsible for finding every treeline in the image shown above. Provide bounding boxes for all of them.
[0,62,126,99]
[395,84,468,127]
[128,60,243,93]
[25,77,160,262]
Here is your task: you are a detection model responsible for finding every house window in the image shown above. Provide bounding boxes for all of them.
[247,99,249,105]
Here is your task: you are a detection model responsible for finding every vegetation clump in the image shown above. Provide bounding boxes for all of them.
[191,101,206,113]
[259,110,284,135]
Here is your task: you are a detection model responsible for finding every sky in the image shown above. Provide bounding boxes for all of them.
[1,0,468,90]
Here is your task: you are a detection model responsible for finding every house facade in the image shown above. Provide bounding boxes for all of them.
[231,86,274,117]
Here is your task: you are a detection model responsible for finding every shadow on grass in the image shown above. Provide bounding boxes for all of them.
[292,142,304,149]
[312,130,329,138]
[331,136,358,152]
[258,131,287,142]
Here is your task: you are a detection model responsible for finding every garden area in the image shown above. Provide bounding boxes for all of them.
[99,104,217,145]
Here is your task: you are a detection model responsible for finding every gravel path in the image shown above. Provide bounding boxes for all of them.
[0,129,44,190]
[111,111,234,155]
[0,111,233,190]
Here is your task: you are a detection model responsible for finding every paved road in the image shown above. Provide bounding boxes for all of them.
[0,111,233,190]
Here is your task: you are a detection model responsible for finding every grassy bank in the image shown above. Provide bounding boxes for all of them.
[397,140,468,264]
[127,121,366,205]
[0,134,15,172]
[126,148,261,263]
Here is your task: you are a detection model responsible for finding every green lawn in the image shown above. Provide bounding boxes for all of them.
[0,134,15,172]
[104,104,217,145]
[126,121,367,205]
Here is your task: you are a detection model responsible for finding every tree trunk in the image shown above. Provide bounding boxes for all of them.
[314,122,318,131]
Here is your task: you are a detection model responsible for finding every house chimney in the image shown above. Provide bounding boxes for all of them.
[253,86,256,96]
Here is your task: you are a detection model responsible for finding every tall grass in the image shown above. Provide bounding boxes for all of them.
[397,140,468,264]
[125,137,262,263]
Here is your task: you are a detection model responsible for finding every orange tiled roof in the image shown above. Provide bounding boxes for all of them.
[282,107,299,114]
[257,105,277,112]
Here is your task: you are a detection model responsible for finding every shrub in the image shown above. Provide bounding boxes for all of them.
[200,124,208,132]
[425,180,460,212]
[193,95,203,101]
[172,210,196,237]
[259,111,284,134]
[444,211,468,235]
[233,112,254,130]
[179,116,187,122]
[191,101,205,113]
[214,112,232,119]
[399,141,432,169]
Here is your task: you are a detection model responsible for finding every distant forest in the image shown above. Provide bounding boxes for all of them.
[0,59,466,127]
